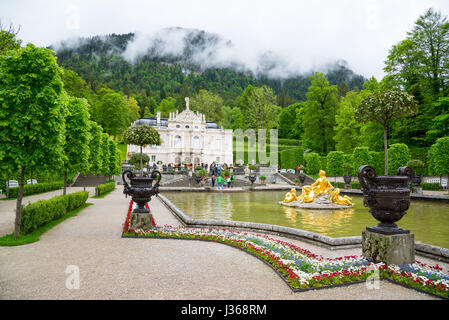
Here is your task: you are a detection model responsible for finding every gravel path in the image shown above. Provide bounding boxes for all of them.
[0,186,446,300]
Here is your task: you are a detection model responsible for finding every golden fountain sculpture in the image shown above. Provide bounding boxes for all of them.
[281,170,353,209]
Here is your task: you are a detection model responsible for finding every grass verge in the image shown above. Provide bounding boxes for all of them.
[0,203,93,246]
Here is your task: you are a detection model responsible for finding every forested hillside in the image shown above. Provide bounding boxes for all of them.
[51,28,365,110]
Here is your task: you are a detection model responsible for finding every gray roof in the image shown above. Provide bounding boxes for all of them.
[134,117,221,129]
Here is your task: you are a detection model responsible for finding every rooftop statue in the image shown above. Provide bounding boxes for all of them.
[281,170,353,209]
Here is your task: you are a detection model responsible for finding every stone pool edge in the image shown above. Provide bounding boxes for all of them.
[157,193,449,263]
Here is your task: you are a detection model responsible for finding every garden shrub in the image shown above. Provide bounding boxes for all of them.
[319,155,327,173]
[7,181,64,199]
[326,151,345,177]
[95,181,116,197]
[421,182,441,191]
[352,147,371,176]
[304,153,321,175]
[388,143,411,175]
[279,147,304,169]
[20,191,89,235]
[368,151,384,175]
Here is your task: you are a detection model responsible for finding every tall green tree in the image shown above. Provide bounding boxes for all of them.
[100,133,110,176]
[333,90,363,154]
[236,85,280,130]
[190,89,224,124]
[0,21,21,55]
[302,73,339,154]
[428,136,449,193]
[278,103,302,139]
[62,97,91,195]
[87,121,104,175]
[384,8,449,146]
[355,89,418,174]
[0,44,67,237]
[156,97,177,117]
[94,90,127,138]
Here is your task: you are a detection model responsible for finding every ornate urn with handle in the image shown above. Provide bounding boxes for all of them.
[358,165,413,235]
[122,170,161,213]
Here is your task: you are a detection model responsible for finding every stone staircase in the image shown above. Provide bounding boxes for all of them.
[72,174,107,187]
[278,172,315,185]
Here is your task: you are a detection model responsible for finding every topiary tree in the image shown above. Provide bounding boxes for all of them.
[87,121,103,175]
[355,89,418,174]
[62,96,91,195]
[0,44,67,237]
[388,143,411,175]
[304,152,321,176]
[407,159,425,176]
[352,147,371,175]
[122,124,161,175]
[428,136,449,193]
[129,152,150,170]
[326,151,345,183]
[100,133,110,177]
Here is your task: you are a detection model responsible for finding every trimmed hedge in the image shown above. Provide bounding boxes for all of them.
[95,181,116,197]
[7,181,64,199]
[421,182,441,191]
[20,191,89,235]
[304,153,321,175]
[278,147,304,169]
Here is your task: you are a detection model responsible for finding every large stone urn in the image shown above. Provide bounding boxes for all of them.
[122,170,161,229]
[248,174,257,184]
[358,165,415,264]
[358,165,413,235]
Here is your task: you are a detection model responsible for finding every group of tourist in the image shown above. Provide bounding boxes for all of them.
[210,173,235,189]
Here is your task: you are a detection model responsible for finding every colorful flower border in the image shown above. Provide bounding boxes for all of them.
[122,201,449,299]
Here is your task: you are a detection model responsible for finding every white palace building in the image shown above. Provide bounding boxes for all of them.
[127,97,233,165]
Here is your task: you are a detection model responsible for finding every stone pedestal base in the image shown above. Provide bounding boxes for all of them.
[413,187,423,195]
[131,212,153,230]
[362,230,415,265]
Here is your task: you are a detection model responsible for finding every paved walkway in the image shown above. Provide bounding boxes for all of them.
[0,187,97,237]
[0,186,447,299]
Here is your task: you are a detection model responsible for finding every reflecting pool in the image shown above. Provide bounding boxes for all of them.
[163,191,449,249]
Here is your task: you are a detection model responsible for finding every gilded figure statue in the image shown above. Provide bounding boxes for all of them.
[283,170,353,207]
[283,188,299,203]
[298,170,333,203]
[329,187,354,206]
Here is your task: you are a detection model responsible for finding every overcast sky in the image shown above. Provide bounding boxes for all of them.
[1,0,448,79]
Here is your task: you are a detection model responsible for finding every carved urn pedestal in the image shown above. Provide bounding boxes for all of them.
[358,165,415,265]
[123,170,161,231]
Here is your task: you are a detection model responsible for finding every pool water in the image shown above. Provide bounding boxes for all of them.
[163,191,449,249]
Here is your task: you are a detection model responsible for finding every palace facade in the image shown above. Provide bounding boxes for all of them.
[127,98,233,165]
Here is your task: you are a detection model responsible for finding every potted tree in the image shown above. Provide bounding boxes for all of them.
[121,124,162,223]
[259,175,267,184]
[195,168,208,186]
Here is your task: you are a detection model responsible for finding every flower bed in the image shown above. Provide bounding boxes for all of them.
[122,201,449,298]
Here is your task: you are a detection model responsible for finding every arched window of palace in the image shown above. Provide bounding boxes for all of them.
[174,135,182,148]
[193,136,200,149]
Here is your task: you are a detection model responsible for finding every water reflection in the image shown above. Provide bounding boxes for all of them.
[282,207,298,223]
[295,208,355,235]
[163,191,449,248]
